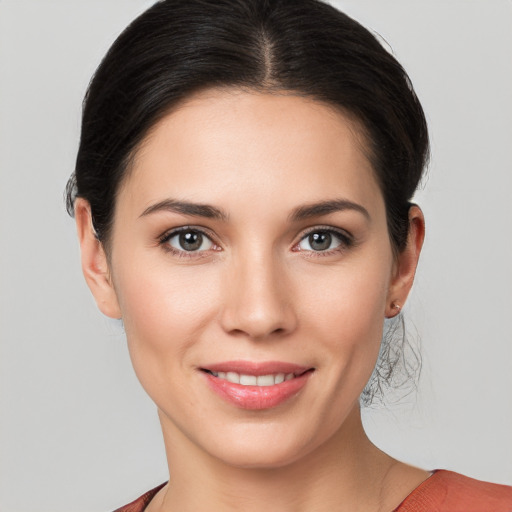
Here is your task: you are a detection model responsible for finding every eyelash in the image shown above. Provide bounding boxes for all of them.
[158,226,220,259]
[292,226,354,258]
[158,225,354,259]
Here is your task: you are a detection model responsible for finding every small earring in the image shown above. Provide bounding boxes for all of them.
[388,302,401,318]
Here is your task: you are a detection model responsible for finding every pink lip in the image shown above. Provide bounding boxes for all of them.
[200,361,314,410]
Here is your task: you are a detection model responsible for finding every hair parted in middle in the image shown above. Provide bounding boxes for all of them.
[67,0,429,254]
[66,0,429,405]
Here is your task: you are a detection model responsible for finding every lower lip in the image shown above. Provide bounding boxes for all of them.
[203,371,312,410]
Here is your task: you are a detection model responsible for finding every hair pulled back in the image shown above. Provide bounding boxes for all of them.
[66,0,429,254]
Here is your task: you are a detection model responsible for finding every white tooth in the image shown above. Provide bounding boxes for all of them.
[211,371,218,377]
[257,374,275,386]
[285,373,294,381]
[240,374,257,386]
[275,373,285,384]
[226,371,240,384]
[217,371,226,380]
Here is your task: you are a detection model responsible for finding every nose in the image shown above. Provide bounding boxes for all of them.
[219,252,298,340]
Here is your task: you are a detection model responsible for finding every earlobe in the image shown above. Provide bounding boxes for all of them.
[386,205,425,318]
[75,199,122,319]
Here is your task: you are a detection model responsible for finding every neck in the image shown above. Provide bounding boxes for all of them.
[150,405,428,512]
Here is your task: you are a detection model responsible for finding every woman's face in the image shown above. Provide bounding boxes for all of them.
[88,89,406,468]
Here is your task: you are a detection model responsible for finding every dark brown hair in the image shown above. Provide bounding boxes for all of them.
[66,0,429,404]
[66,0,429,253]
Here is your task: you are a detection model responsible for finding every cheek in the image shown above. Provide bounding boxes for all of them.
[112,258,220,386]
[301,255,390,337]
[298,253,391,392]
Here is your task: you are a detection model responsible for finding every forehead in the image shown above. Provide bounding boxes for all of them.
[119,89,383,217]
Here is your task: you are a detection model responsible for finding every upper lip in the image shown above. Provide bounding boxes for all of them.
[200,360,313,376]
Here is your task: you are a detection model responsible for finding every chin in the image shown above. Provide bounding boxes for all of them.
[213,445,305,470]
[202,422,323,470]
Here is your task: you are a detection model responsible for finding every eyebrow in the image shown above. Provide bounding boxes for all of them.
[289,199,370,222]
[139,197,369,223]
[139,199,229,221]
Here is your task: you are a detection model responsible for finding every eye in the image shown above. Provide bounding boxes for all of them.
[296,228,351,253]
[162,228,215,253]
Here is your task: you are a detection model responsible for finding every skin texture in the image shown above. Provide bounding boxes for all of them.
[76,89,427,511]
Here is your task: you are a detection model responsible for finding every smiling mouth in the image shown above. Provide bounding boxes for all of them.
[200,364,314,409]
[201,369,309,386]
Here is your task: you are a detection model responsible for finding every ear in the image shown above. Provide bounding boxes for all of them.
[75,198,122,319]
[385,205,425,318]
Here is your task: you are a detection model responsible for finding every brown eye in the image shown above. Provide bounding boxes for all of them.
[167,229,214,252]
[308,232,332,251]
[297,228,351,253]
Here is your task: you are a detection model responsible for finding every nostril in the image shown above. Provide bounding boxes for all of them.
[218,276,298,339]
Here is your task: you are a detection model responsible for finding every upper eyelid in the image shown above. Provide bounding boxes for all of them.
[159,225,217,242]
[298,225,353,241]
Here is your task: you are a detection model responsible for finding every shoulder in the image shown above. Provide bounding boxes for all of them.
[396,470,512,512]
[112,483,167,512]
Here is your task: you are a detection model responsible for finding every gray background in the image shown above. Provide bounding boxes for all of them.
[1,1,511,510]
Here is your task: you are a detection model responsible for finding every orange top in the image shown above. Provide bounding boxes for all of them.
[114,471,512,512]
[395,470,512,511]
[113,482,166,512]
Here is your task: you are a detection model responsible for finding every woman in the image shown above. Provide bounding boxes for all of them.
[65,0,512,510]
